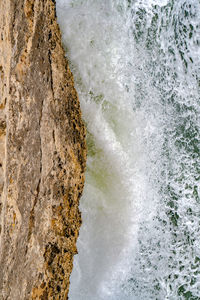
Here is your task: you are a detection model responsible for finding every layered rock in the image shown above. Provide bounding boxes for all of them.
[0,0,86,299]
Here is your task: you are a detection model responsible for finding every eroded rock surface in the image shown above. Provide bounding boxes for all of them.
[0,0,86,299]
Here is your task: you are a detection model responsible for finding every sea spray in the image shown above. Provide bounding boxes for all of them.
[56,0,200,299]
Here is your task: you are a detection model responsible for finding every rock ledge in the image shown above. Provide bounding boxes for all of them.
[0,1,86,299]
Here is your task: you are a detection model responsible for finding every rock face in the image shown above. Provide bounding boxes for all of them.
[0,0,86,299]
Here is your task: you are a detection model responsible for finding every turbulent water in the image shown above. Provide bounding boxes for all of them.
[56,0,200,299]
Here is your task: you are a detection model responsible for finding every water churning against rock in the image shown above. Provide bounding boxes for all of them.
[56,0,200,299]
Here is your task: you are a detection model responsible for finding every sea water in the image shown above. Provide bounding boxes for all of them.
[56,0,200,299]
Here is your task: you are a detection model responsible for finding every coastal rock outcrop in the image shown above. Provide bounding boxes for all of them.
[0,0,86,299]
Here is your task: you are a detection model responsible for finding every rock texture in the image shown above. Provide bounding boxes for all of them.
[0,0,86,299]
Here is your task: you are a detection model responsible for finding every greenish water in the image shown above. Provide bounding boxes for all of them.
[57,0,200,299]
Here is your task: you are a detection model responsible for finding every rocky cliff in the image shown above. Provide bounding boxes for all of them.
[0,0,86,299]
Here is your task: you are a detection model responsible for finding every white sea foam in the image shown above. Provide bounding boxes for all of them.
[56,0,200,299]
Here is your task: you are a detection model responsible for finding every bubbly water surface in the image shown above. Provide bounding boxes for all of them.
[56,0,200,299]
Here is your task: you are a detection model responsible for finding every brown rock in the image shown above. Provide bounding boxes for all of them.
[0,0,86,299]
